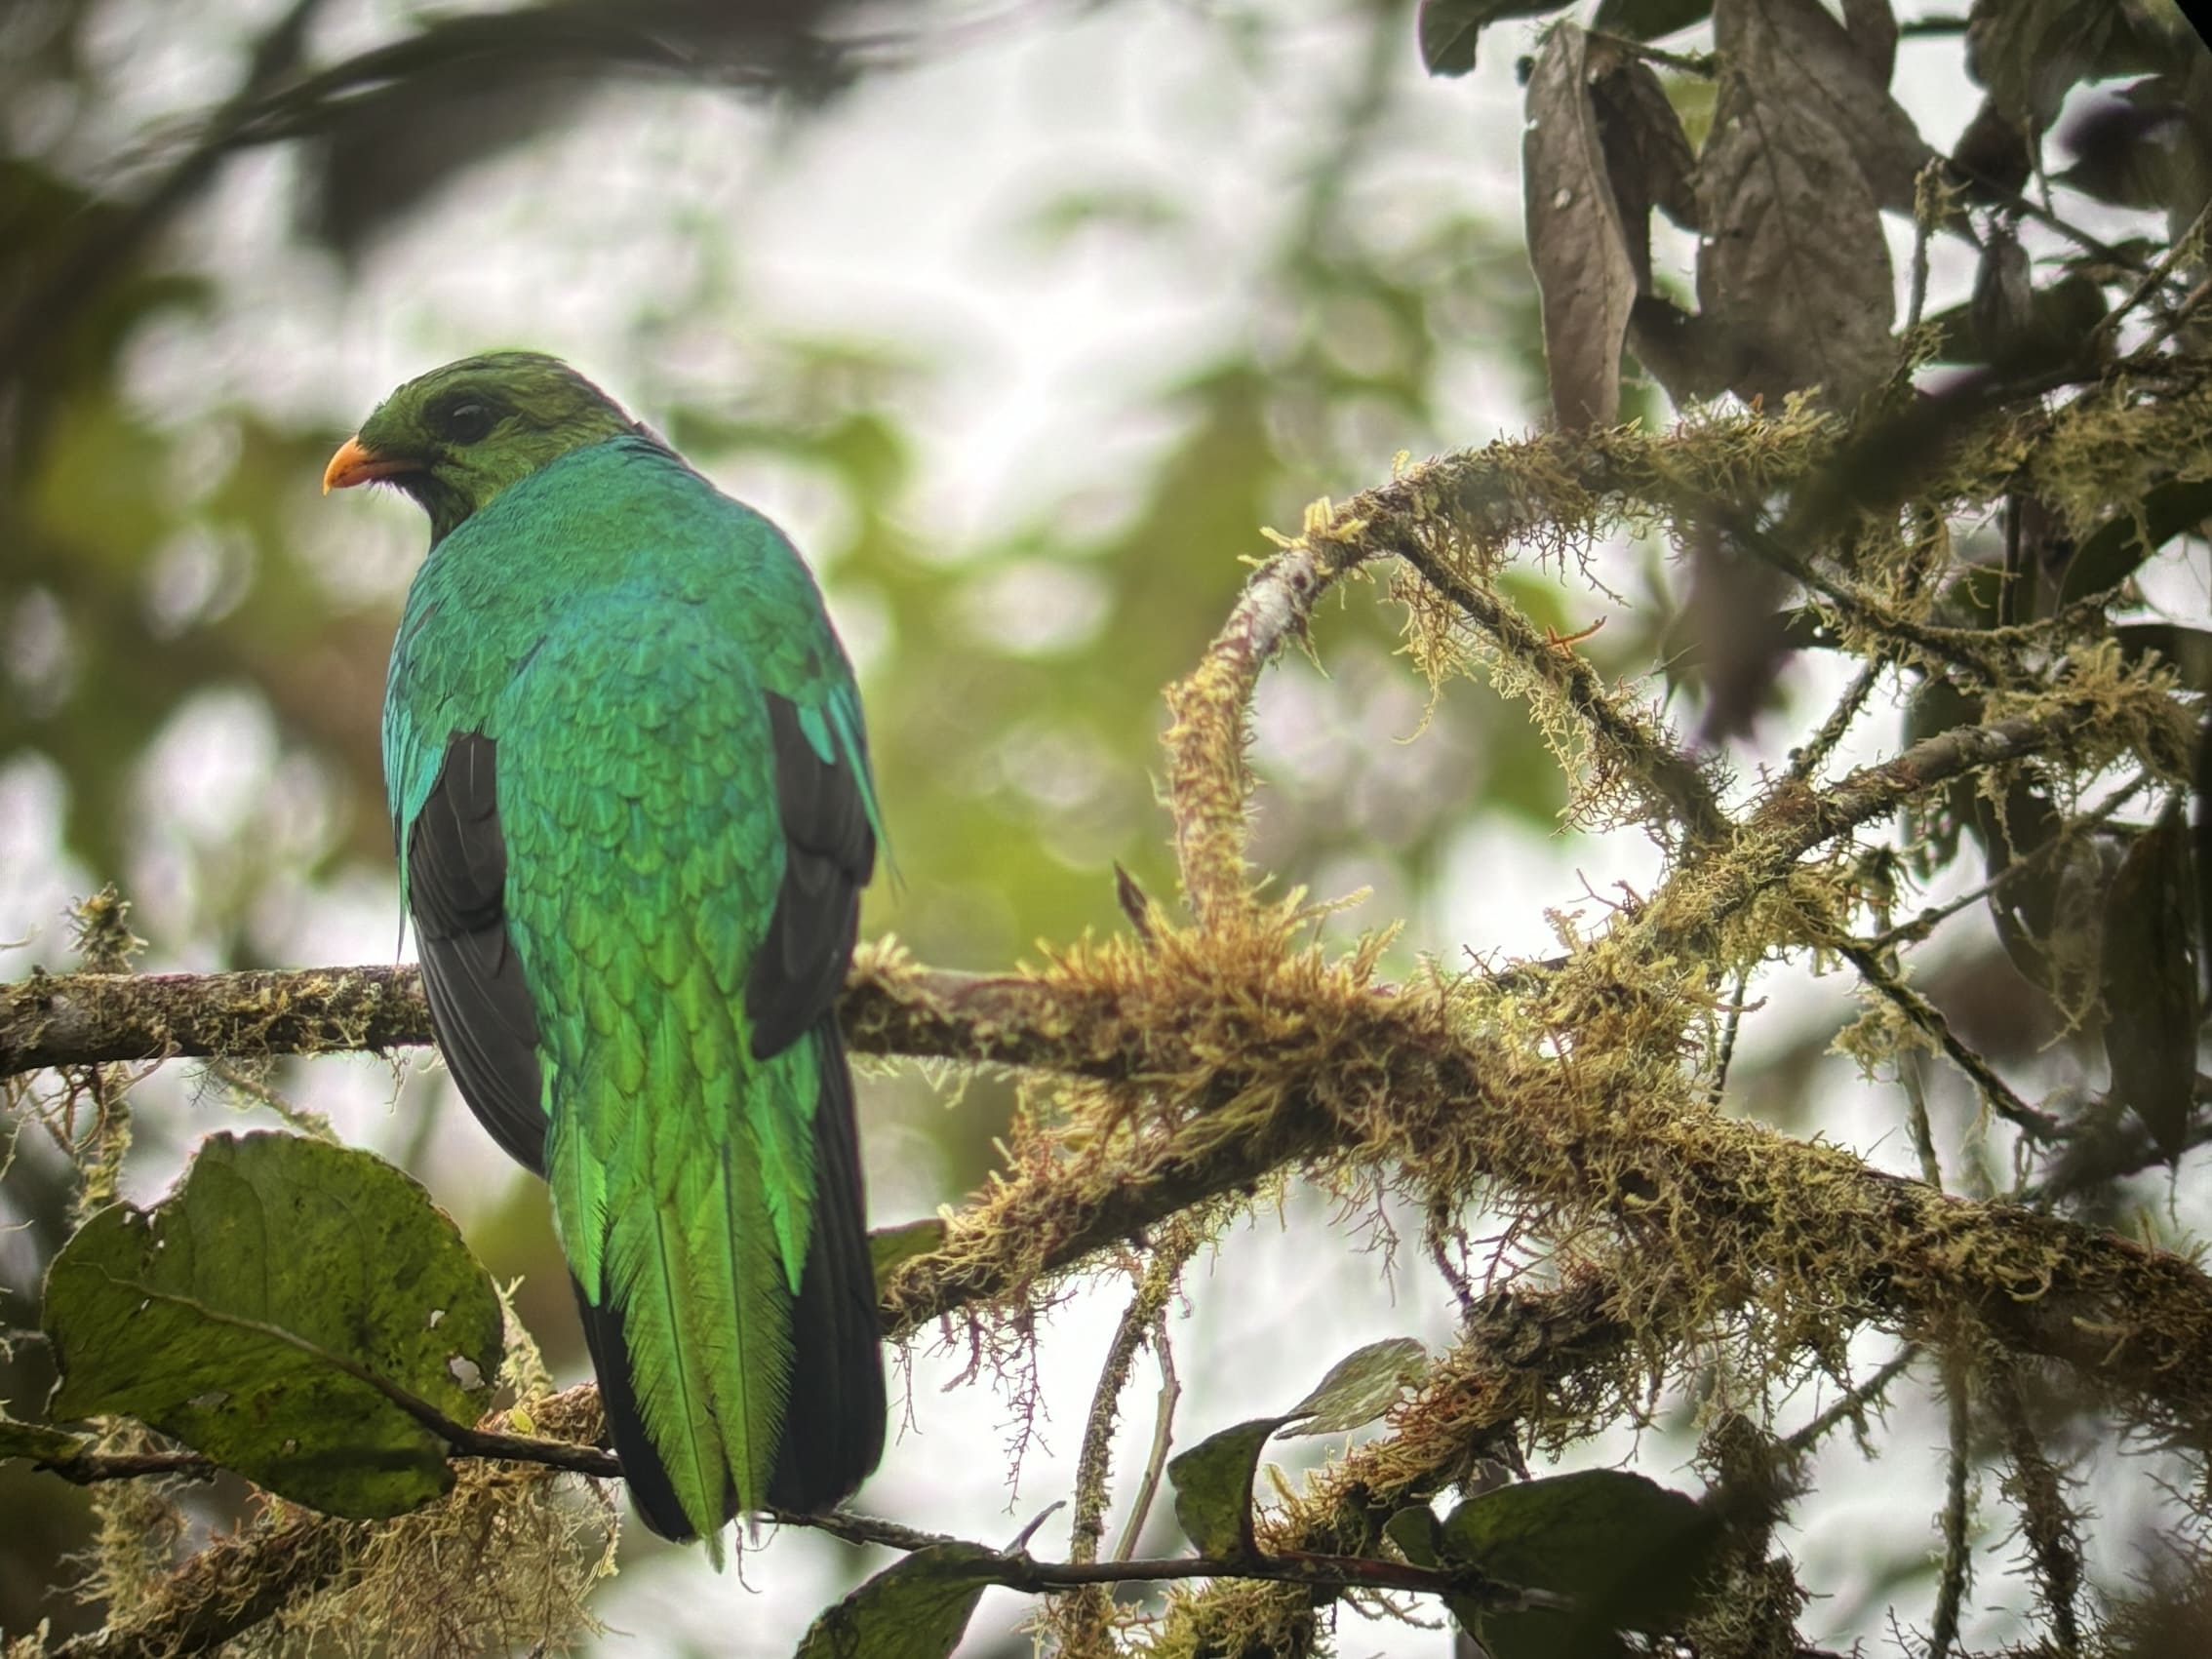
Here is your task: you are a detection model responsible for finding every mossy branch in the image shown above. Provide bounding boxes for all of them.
[12,884,2212,1420]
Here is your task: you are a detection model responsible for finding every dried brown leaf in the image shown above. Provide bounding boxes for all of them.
[1718,0,1932,213]
[1840,0,1899,85]
[1592,44,1702,260]
[1697,0,1901,409]
[1966,0,2127,133]
[1524,23,1639,429]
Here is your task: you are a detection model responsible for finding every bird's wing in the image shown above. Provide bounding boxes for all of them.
[746,686,877,1059]
[400,730,548,1172]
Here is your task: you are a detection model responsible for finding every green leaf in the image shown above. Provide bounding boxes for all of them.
[1437,1469,1725,1657]
[44,1130,503,1520]
[1168,1416,1297,1556]
[869,1217,948,1291]
[1383,1503,1442,1566]
[1281,1337,1428,1436]
[0,1416,91,1464]
[2101,803,2199,1162]
[793,1542,1006,1659]
[1417,0,1572,76]
[1590,0,1713,43]
[2061,478,2212,605]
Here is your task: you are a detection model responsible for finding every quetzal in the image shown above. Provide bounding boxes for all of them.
[325,352,887,1555]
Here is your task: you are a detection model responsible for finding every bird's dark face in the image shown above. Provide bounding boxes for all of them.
[324,352,642,542]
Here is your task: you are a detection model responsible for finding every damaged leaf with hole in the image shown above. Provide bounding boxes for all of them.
[42,1129,503,1518]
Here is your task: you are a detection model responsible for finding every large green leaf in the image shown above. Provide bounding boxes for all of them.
[1436,1469,1725,1658]
[44,1130,503,1519]
[1168,1416,1298,1557]
[793,1542,1005,1659]
[869,1217,949,1290]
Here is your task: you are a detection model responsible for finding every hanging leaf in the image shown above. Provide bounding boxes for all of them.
[1966,0,2129,135]
[2060,478,2212,604]
[2101,803,2199,1162]
[1590,0,1713,43]
[44,1130,503,1520]
[1694,0,1924,409]
[1523,25,1639,428]
[1839,0,1899,82]
[1590,50,1700,242]
[1167,1415,1299,1556]
[1281,1336,1430,1436]
[1417,0,1575,76]
[1920,273,2106,374]
[792,1542,1007,1659]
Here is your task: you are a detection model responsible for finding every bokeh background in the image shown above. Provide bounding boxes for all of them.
[3,0,2204,1652]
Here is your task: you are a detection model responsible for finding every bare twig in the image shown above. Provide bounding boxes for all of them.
[1789,663,1881,785]
[1866,775,2147,954]
[1114,1311,1181,1563]
[1781,1346,1919,1458]
[1930,1358,1974,1659]
[2093,204,2212,356]
[1059,1232,1199,1648]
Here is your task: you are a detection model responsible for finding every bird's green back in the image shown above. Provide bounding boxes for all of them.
[382,431,882,1549]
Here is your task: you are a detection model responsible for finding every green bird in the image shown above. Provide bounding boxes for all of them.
[327,352,887,1556]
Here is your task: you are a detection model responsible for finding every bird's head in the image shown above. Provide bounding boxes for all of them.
[324,352,642,541]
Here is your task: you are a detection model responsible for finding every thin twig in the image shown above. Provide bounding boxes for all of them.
[1114,1312,1181,1563]
[1903,1049,1946,1190]
[1384,537,1729,844]
[1929,1356,1974,1659]
[1781,1346,1920,1458]
[1070,1241,1192,1565]
[1059,1233,1198,1646]
[2093,203,2212,355]
[1707,967,1752,1109]
[1839,940,2062,1142]
[1788,663,1880,785]
[1867,775,2147,954]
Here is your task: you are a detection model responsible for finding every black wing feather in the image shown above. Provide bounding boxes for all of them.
[768,1019,888,1511]
[746,694,875,1059]
[407,731,547,1173]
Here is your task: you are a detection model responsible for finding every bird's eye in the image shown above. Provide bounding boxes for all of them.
[438,400,497,445]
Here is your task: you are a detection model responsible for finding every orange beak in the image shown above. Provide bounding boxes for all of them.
[322,435,420,494]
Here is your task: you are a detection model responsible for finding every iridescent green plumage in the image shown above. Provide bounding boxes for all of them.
[342,353,886,1557]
